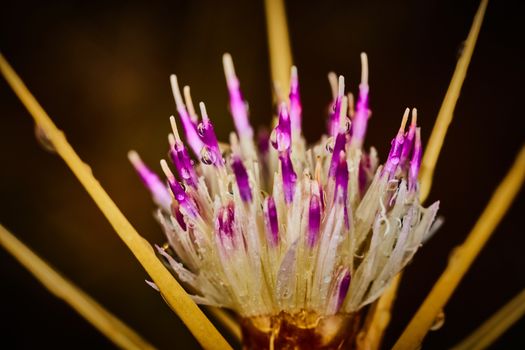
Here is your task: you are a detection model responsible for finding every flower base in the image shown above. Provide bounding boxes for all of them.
[241,310,361,349]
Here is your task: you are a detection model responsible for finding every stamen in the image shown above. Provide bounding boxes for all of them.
[347,92,355,118]
[360,52,369,86]
[170,116,181,140]
[338,75,345,98]
[170,75,203,155]
[199,101,210,122]
[183,86,198,124]
[328,71,338,100]
[170,74,185,109]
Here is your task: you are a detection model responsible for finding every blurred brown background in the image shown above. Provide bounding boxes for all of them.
[1,0,523,349]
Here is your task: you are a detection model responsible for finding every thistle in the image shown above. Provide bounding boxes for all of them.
[3,0,524,349]
[129,53,439,346]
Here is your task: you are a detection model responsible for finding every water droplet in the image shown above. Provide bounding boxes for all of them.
[200,146,216,165]
[344,117,352,133]
[180,167,190,180]
[269,129,278,149]
[197,122,206,137]
[325,137,335,152]
[34,124,56,153]
[276,131,290,151]
[430,310,445,331]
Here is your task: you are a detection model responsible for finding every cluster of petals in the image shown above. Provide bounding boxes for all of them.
[130,53,439,317]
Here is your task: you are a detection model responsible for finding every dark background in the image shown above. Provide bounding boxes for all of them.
[1,0,523,349]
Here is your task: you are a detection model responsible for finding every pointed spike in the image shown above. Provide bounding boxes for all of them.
[339,96,348,131]
[222,53,236,80]
[128,151,171,211]
[399,108,410,133]
[170,75,185,110]
[411,108,418,126]
[168,133,176,147]
[183,86,197,123]
[199,102,209,122]
[160,159,175,181]
[328,71,338,100]
[264,196,279,246]
[338,75,345,98]
[360,52,369,86]
[347,93,355,118]
[170,116,181,141]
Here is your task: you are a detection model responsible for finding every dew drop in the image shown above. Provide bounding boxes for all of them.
[34,124,56,153]
[430,310,445,331]
[276,131,291,151]
[344,117,352,133]
[269,129,278,149]
[325,137,335,152]
[200,146,216,165]
[197,122,206,137]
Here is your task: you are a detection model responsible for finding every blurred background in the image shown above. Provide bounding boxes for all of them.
[1,0,523,349]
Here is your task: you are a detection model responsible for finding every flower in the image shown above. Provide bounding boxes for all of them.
[129,52,439,318]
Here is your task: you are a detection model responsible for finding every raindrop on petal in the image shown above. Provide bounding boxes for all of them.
[34,124,56,153]
[430,310,445,331]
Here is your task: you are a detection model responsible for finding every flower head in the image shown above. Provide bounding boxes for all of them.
[130,53,439,317]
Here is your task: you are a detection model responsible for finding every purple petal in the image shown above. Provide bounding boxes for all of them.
[335,269,351,312]
[351,84,370,145]
[328,76,344,137]
[170,76,204,155]
[329,132,347,178]
[193,102,224,167]
[334,151,350,229]
[231,156,252,202]
[399,111,417,170]
[384,112,408,176]
[172,202,187,231]
[350,54,370,147]
[257,129,270,155]
[169,140,198,188]
[216,203,235,241]
[307,194,321,247]
[161,160,199,218]
[289,66,302,133]
[271,103,292,152]
[223,54,253,138]
[264,196,279,246]
[279,152,297,204]
[409,128,422,191]
[128,151,171,211]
